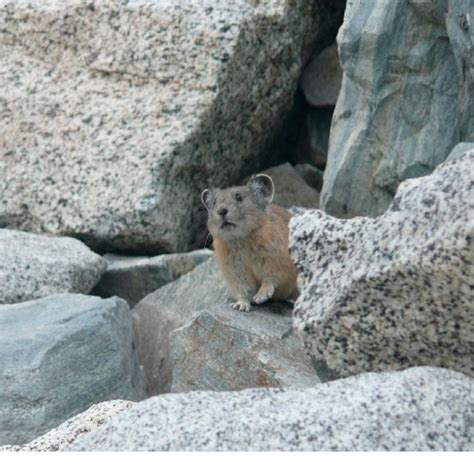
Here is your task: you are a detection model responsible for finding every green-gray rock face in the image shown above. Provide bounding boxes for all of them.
[170,303,319,393]
[0,294,145,445]
[322,0,474,218]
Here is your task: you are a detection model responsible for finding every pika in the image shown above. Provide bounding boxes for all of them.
[201,174,298,312]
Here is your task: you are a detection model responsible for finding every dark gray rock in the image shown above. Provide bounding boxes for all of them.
[322,0,474,218]
[68,367,474,451]
[294,163,324,192]
[170,302,319,393]
[92,249,212,307]
[290,145,474,379]
[132,257,230,395]
[0,229,106,304]
[300,43,342,107]
[0,0,330,253]
[0,294,145,445]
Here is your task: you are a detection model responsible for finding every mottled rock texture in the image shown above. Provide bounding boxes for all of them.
[251,162,320,209]
[92,249,212,307]
[0,0,335,253]
[68,367,474,451]
[322,0,474,218]
[0,400,133,452]
[170,302,319,393]
[300,43,342,107]
[290,146,474,380]
[132,257,229,395]
[0,229,106,304]
[0,294,145,445]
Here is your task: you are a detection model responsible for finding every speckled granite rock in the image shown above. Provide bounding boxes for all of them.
[170,302,319,393]
[132,257,230,395]
[290,145,474,379]
[0,294,145,445]
[300,43,342,107]
[322,0,474,218]
[249,163,320,209]
[0,400,134,452]
[0,229,106,304]
[92,249,212,307]
[67,367,474,451]
[0,0,330,253]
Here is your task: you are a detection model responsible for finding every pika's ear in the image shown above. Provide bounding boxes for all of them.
[201,189,215,210]
[249,174,274,205]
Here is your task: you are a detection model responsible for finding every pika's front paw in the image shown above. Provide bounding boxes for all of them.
[253,283,275,305]
[230,300,251,312]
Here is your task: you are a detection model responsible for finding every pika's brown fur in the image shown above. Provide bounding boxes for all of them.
[201,174,298,311]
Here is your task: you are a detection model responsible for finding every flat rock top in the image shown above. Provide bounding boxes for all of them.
[68,367,474,451]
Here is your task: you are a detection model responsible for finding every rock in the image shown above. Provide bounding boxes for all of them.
[322,0,474,218]
[67,367,474,451]
[0,229,106,304]
[290,146,474,380]
[170,302,319,393]
[252,162,320,209]
[294,163,324,192]
[296,107,333,166]
[300,44,342,107]
[132,257,230,395]
[0,294,145,445]
[0,0,331,253]
[92,249,212,308]
[0,400,134,452]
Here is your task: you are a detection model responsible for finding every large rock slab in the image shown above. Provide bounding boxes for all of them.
[0,229,106,304]
[170,302,319,393]
[68,367,474,451]
[0,294,145,445]
[290,145,474,380]
[92,249,212,307]
[0,400,134,452]
[0,0,332,253]
[322,0,474,218]
[132,257,230,395]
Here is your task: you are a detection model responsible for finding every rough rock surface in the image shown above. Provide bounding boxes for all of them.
[294,163,324,192]
[0,294,145,445]
[0,229,106,304]
[132,257,230,395]
[0,400,134,452]
[0,0,332,253]
[322,0,474,218]
[68,367,474,451]
[170,302,319,393]
[290,146,474,379]
[300,43,342,107]
[251,162,320,209]
[93,249,212,307]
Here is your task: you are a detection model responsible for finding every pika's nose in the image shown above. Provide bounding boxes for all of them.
[217,206,228,216]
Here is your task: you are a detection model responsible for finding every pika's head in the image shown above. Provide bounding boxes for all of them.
[201,174,274,240]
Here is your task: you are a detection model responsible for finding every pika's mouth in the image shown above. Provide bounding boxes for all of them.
[221,221,236,229]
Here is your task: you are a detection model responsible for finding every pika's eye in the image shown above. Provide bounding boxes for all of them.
[235,193,242,202]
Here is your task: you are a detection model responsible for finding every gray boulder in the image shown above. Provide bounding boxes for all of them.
[0,400,134,452]
[170,302,319,393]
[0,0,332,253]
[68,367,474,451]
[294,163,324,192]
[0,294,145,445]
[92,249,212,307]
[322,0,474,218]
[132,257,230,395]
[251,163,320,209]
[290,145,474,380]
[300,43,342,107]
[0,229,106,304]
